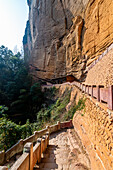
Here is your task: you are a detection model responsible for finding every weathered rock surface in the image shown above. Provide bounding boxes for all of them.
[23,0,113,82]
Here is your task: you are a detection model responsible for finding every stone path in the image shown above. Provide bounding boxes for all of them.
[34,128,91,170]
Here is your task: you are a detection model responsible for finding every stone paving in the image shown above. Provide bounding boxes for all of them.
[34,129,91,170]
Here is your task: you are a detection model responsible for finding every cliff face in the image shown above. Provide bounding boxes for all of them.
[23,0,113,82]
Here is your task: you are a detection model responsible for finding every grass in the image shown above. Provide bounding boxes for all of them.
[64,97,86,120]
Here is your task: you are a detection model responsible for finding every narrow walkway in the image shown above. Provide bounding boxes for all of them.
[34,129,91,170]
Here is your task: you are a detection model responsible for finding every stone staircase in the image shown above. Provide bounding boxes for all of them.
[34,145,58,170]
[34,129,91,170]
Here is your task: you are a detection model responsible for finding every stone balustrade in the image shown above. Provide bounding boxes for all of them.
[0,120,73,170]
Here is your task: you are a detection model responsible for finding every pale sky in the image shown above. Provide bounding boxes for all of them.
[0,0,29,52]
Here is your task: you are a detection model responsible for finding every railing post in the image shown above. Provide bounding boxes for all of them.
[41,138,44,155]
[0,151,5,165]
[46,125,50,134]
[80,83,81,90]
[37,138,42,163]
[34,131,38,142]
[85,85,86,94]
[24,142,33,170]
[57,121,61,130]
[82,84,83,92]
[70,119,73,127]
[108,85,113,110]
[97,85,100,102]
[0,166,8,170]
[42,136,46,152]
[91,85,93,97]
[86,85,89,95]
[45,132,49,147]
[88,85,89,95]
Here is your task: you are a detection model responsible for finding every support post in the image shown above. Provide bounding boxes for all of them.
[24,142,33,170]
[57,121,61,130]
[37,138,42,163]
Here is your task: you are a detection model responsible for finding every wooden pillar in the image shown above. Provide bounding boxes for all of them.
[24,142,33,170]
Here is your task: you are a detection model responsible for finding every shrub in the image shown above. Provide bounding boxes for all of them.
[0,118,34,151]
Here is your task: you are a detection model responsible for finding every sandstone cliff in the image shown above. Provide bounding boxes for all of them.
[23,0,113,83]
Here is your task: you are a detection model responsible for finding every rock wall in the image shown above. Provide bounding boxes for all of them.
[23,0,88,80]
[23,0,113,82]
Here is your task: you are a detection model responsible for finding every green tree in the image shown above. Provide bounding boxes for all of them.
[0,45,31,105]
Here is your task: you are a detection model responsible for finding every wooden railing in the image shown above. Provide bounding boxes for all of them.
[0,120,73,170]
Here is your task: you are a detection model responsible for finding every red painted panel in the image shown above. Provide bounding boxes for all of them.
[100,88,108,103]
[89,86,92,95]
[82,85,85,92]
[60,120,73,129]
[108,86,113,110]
[86,86,89,94]
[93,87,98,99]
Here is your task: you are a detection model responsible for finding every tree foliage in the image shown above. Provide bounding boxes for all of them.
[0,45,31,105]
[0,45,45,124]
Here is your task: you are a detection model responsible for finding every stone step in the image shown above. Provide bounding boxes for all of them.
[42,153,55,159]
[45,150,55,154]
[38,163,58,169]
[41,158,56,163]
